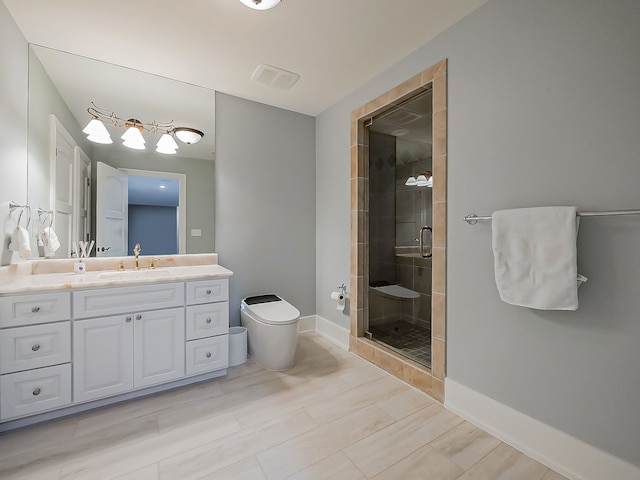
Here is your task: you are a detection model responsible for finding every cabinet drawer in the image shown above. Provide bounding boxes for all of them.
[0,322,71,374]
[0,292,70,328]
[0,364,71,420]
[73,282,184,319]
[185,335,228,376]
[186,303,229,340]
[186,279,228,305]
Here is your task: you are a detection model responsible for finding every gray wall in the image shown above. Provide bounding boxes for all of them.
[316,0,640,467]
[0,2,28,265]
[215,92,316,326]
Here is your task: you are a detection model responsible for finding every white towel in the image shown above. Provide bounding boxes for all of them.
[9,226,31,259]
[492,206,580,310]
[42,227,61,256]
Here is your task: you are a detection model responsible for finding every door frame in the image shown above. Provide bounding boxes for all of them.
[120,168,187,254]
[350,59,448,402]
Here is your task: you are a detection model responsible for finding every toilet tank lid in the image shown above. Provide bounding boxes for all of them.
[242,296,300,324]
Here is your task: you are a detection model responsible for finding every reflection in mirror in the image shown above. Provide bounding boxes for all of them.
[27,45,216,258]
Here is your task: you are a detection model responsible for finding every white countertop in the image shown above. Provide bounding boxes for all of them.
[0,254,233,295]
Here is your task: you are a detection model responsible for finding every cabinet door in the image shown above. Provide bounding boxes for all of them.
[133,307,185,388]
[73,315,134,403]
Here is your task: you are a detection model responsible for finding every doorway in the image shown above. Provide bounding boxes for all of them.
[350,59,447,402]
[366,89,434,367]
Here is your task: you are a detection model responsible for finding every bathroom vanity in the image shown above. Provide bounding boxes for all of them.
[0,254,232,431]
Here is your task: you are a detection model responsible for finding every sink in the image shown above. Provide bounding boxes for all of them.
[97,268,171,279]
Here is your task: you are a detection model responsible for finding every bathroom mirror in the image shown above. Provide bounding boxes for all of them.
[27,44,216,258]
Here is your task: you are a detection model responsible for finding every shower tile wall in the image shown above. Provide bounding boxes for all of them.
[368,132,433,330]
[395,138,432,330]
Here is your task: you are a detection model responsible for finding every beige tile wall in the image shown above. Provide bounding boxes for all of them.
[350,59,447,403]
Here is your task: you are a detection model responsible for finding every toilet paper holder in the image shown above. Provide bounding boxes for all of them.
[337,283,346,295]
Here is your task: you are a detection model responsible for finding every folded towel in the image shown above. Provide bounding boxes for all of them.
[42,227,61,256]
[492,206,580,310]
[9,226,31,259]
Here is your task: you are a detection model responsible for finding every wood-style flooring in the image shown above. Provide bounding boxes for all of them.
[0,333,568,480]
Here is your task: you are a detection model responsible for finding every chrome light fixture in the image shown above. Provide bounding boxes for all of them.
[83,103,204,154]
[239,0,282,10]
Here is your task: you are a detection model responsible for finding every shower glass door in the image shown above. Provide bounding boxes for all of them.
[365,89,433,368]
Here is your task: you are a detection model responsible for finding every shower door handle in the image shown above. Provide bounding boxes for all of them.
[419,226,432,258]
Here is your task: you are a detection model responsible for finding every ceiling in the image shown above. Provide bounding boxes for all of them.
[4,0,486,116]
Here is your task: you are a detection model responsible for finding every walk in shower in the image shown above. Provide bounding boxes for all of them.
[365,89,433,367]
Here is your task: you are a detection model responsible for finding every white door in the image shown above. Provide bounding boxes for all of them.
[133,307,185,388]
[73,147,91,244]
[73,315,134,403]
[96,162,128,256]
[50,116,76,258]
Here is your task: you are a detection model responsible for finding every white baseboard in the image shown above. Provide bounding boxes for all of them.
[313,316,350,350]
[445,379,640,480]
[298,315,316,333]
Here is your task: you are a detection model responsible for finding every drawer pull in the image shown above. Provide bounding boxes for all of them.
[136,314,143,321]
[31,306,40,313]
[125,316,132,323]
[206,289,212,295]
[31,344,41,352]
[206,352,212,358]
[33,388,41,396]
[206,318,212,324]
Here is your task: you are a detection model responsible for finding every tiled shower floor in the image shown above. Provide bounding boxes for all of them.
[368,319,432,368]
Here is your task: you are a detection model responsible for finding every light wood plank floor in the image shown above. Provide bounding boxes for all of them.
[0,333,568,480]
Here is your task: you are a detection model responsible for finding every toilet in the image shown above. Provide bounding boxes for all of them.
[240,294,301,371]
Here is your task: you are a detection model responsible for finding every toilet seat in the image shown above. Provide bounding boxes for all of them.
[242,296,300,325]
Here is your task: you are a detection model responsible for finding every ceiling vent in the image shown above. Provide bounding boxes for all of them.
[251,64,300,90]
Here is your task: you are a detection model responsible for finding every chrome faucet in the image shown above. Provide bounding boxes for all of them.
[133,243,141,270]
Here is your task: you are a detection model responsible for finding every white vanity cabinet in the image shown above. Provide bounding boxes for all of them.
[185,279,229,375]
[0,292,72,420]
[72,283,185,403]
[0,270,231,428]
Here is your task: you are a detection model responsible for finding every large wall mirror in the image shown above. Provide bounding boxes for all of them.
[27,45,216,259]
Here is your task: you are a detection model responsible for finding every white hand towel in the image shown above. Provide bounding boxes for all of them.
[42,227,61,254]
[9,226,31,259]
[492,206,579,310]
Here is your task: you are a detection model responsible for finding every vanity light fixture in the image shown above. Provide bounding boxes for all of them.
[239,0,282,10]
[83,103,204,154]
[406,171,433,188]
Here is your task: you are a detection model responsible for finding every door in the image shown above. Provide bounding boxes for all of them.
[96,162,128,256]
[50,116,75,258]
[73,315,134,402]
[133,307,185,388]
[73,147,91,244]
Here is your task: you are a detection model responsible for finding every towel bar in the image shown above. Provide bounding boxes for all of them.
[463,209,640,225]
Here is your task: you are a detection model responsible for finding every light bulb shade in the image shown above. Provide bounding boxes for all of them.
[416,175,434,187]
[83,119,112,144]
[174,127,204,144]
[121,126,146,150]
[87,133,113,144]
[405,176,417,186]
[156,134,179,154]
[239,0,282,10]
